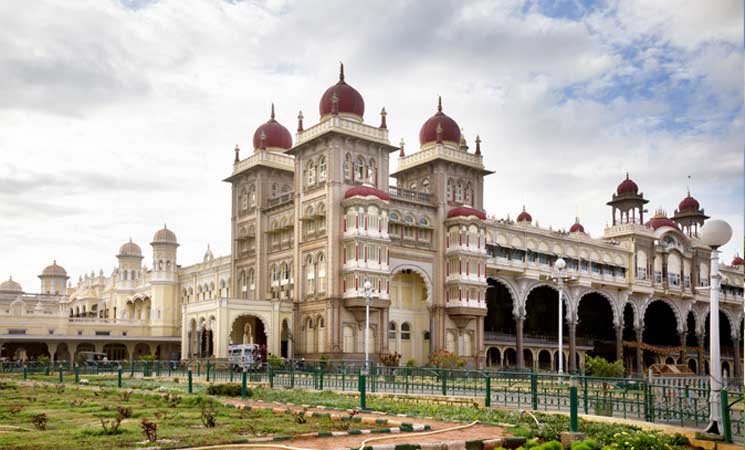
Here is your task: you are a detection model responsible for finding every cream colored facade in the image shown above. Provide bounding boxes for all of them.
[1,69,743,374]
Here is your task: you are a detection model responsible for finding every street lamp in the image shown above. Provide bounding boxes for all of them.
[363,280,373,375]
[553,258,568,374]
[700,219,732,436]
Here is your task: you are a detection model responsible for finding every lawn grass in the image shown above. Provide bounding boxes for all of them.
[0,380,364,450]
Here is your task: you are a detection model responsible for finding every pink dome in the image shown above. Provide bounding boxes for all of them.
[646,214,680,231]
[517,206,532,223]
[344,185,390,201]
[678,194,700,212]
[447,206,486,220]
[732,256,744,266]
[419,97,461,146]
[253,104,292,151]
[569,221,585,233]
[617,173,639,195]
[319,64,365,120]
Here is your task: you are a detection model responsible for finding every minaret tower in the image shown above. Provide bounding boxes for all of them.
[607,173,649,225]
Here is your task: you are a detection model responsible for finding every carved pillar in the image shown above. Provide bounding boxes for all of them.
[733,338,742,378]
[516,316,525,369]
[635,327,644,375]
[679,331,687,365]
[568,320,577,373]
[47,342,59,363]
[381,308,389,354]
[615,325,623,363]
[697,332,705,375]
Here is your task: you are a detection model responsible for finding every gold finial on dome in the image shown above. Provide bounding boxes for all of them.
[437,95,442,113]
[270,103,275,120]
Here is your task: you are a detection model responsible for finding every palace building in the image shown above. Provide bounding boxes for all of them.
[1,65,743,375]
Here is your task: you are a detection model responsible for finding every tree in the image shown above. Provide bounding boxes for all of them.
[584,356,625,417]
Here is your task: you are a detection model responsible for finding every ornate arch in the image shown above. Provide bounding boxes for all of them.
[486,275,520,318]
[230,312,272,341]
[575,288,620,327]
[641,297,684,334]
[389,263,432,306]
[521,281,569,320]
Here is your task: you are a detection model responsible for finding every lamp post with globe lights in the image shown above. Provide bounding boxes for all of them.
[551,257,574,374]
[700,219,732,436]
[363,280,373,375]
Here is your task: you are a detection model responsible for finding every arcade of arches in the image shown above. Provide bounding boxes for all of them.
[484,277,741,376]
[0,340,178,363]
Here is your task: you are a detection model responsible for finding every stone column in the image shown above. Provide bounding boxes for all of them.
[679,331,687,365]
[733,338,742,378]
[516,316,525,369]
[635,327,644,375]
[615,325,623,363]
[47,342,59,363]
[697,332,705,375]
[568,321,577,373]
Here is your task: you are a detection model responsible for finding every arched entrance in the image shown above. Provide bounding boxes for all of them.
[486,347,500,367]
[103,343,128,361]
[54,343,71,363]
[576,292,617,361]
[642,300,679,368]
[230,314,268,349]
[705,311,734,376]
[281,319,290,358]
[503,348,517,367]
[75,343,95,361]
[622,303,637,372]
[133,343,151,359]
[485,278,516,336]
[389,269,429,364]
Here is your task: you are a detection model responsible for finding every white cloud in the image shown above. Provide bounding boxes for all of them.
[0,0,741,291]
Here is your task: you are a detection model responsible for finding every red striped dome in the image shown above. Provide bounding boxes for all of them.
[678,194,700,212]
[419,97,461,146]
[253,104,292,151]
[617,173,639,195]
[517,207,532,223]
[319,64,365,120]
[344,185,389,201]
[447,206,486,220]
[569,221,585,233]
[646,214,680,230]
[732,256,744,266]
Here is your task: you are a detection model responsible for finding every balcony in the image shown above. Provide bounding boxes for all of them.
[388,186,433,203]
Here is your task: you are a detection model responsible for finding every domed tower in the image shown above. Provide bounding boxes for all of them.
[319,63,365,123]
[0,277,23,295]
[149,225,180,336]
[607,172,649,225]
[39,260,69,295]
[671,190,708,237]
[253,104,293,152]
[151,225,178,282]
[116,239,143,291]
[569,218,586,234]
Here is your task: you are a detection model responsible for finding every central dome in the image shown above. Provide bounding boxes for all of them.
[678,193,700,212]
[253,104,292,151]
[419,97,461,146]
[319,63,365,120]
[0,277,23,294]
[617,173,639,195]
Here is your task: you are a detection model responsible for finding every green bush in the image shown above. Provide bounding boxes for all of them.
[267,354,285,369]
[405,359,417,368]
[206,383,250,397]
[571,439,601,450]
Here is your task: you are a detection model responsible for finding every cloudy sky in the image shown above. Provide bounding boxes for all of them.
[1,0,742,291]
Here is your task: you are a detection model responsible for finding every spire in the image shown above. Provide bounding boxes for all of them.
[339,61,345,82]
[234,144,240,163]
[399,138,405,157]
[270,103,275,120]
[379,107,387,129]
[297,110,304,132]
[437,95,442,113]
[475,134,481,155]
[625,171,629,180]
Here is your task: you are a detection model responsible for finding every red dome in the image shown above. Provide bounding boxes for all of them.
[517,207,532,223]
[252,104,292,151]
[732,256,744,266]
[646,216,679,231]
[447,206,486,220]
[678,194,700,212]
[617,173,639,195]
[419,97,461,146]
[569,221,585,233]
[319,64,365,120]
[344,185,390,201]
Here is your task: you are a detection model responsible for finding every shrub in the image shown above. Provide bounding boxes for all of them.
[37,355,50,365]
[31,413,48,431]
[99,416,123,435]
[380,352,401,367]
[429,349,465,368]
[206,383,247,397]
[117,406,133,418]
[571,439,601,450]
[119,390,133,401]
[140,419,157,442]
[405,359,417,368]
[139,354,154,361]
[200,400,218,428]
[584,356,624,378]
[267,354,285,369]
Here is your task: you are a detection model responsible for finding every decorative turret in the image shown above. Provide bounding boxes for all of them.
[151,225,178,282]
[672,189,708,237]
[517,206,532,224]
[607,172,649,225]
[319,63,365,122]
[39,260,68,295]
[0,276,23,294]
[419,96,461,147]
[252,104,292,152]
[569,218,585,234]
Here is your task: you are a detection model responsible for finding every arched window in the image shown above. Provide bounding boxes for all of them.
[401,322,411,340]
[249,184,256,207]
[409,181,417,191]
[305,255,315,295]
[317,253,326,292]
[464,182,473,206]
[422,178,430,193]
[240,188,248,210]
[306,160,316,186]
[271,264,278,284]
[388,321,397,339]
[272,183,278,198]
[355,156,366,182]
[344,153,353,181]
[248,269,255,298]
[447,179,454,202]
[317,203,326,234]
[455,182,464,203]
[368,158,377,184]
[318,156,327,182]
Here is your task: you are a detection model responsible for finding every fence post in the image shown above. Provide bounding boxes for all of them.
[117,366,123,388]
[130,361,135,377]
[187,368,193,394]
[290,363,295,389]
[45,362,50,376]
[485,375,491,407]
[721,390,732,443]
[269,365,274,388]
[58,366,63,384]
[74,363,80,384]
[359,371,367,410]
[441,369,447,396]
[530,371,538,410]
[241,369,247,399]
[156,360,161,377]
[582,377,589,414]
[569,377,579,432]
[318,365,324,391]
[23,365,28,381]
[206,360,211,382]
